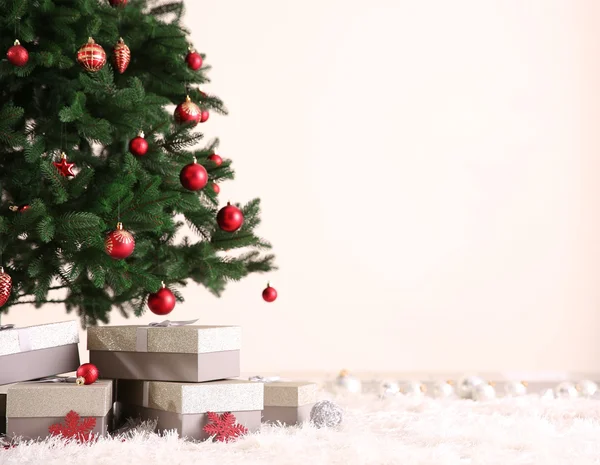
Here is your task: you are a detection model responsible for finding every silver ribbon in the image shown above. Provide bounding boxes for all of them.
[249,375,281,383]
[0,324,32,353]
[33,376,77,384]
[135,319,198,352]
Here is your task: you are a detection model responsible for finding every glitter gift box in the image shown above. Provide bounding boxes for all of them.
[0,321,80,385]
[88,324,241,382]
[117,379,263,440]
[261,381,317,425]
[5,379,113,440]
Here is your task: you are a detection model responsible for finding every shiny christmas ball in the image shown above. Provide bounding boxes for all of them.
[504,381,527,397]
[555,381,578,399]
[401,380,425,396]
[129,132,148,156]
[262,283,278,302]
[208,153,223,166]
[76,363,99,385]
[0,267,12,308]
[200,110,210,123]
[77,37,106,72]
[186,49,203,70]
[456,375,485,399]
[18,205,30,213]
[310,400,343,428]
[432,381,455,399]
[108,0,127,6]
[180,158,208,191]
[7,40,28,67]
[113,37,130,74]
[212,182,220,194]
[147,284,176,315]
[334,370,362,394]
[577,380,598,398]
[174,95,201,125]
[379,380,400,398]
[105,222,135,259]
[217,202,244,232]
[473,383,496,401]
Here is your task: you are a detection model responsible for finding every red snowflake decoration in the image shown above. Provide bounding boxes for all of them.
[48,410,97,442]
[203,412,248,442]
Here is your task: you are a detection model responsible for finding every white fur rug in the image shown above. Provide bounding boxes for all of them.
[3,394,600,465]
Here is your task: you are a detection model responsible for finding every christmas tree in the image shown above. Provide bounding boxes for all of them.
[0,0,275,325]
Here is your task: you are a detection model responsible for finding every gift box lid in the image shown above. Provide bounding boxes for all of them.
[7,380,112,418]
[0,321,79,357]
[263,381,317,407]
[88,325,241,354]
[118,379,263,414]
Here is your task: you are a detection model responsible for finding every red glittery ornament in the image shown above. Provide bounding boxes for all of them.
[147,282,176,315]
[203,412,248,442]
[129,131,148,156]
[6,40,28,67]
[113,37,130,74]
[174,95,201,125]
[108,0,127,6]
[76,363,99,385]
[262,283,278,302]
[77,37,106,73]
[105,222,135,259]
[208,153,222,166]
[186,49,203,70]
[180,157,208,191]
[0,267,12,308]
[217,202,244,233]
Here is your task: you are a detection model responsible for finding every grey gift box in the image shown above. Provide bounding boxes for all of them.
[261,381,317,425]
[6,379,113,440]
[117,379,263,440]
[88,325,241,382]
[0,321,80,385]
[0,383,12,435]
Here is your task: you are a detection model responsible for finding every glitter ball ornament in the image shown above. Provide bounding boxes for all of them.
[577,380,598,398]
[186,49,203,70]
[208,153,223,166]
[262,283,277,302]
[129,131,148,156]
[432,381,455,399]
[379,380,400,398]
[473,383,496,401]
[504,381,527,397]
[200,109,210,123]
[6,40,28,67]
[147,282,176,316]
[217,202,244,233]
[212,183,220,194]
[174,95,201,125]
[310,401,343,428]
[105,222,135,259]
[76,363,99,385]
[180,157,208,191]
[53,152,76,177]
[334,370,362,394]
[555,381,578,399]
[77,38,106,73]
[113,37,131,74]
[0,267,12,308]
[456,375,485,399]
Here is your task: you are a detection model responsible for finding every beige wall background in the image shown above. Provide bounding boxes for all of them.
[4,0,600,375]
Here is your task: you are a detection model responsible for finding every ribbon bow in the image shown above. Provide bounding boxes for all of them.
[249,376,281,383]
[0,324,15,331]
[148,319,198,327]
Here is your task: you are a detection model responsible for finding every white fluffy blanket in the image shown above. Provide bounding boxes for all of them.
[2,394,600,465]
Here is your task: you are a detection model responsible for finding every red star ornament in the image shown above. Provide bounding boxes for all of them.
[53,152,76,177]
[203,412,248,442]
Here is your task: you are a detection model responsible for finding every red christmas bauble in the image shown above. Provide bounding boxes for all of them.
[18,205,30,212]
[129,132,148,156]
[186,50,203,70]
[262,284,278,303]
[174,96,201,125]
[212,183,220,194]
[105,222,135,259]
[76,363,99,385]
[148,284,176,315]
[208,154,223,166]
[217,202,244,232]
[200,110,210,123]
[7,40,28,67]
[108,0,127,6]
[180,158,208,191]
[0,267,12,308]
[77,38,106,73]
[113,37,130,74]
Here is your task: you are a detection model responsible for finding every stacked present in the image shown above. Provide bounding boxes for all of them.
[1,320,317,441]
